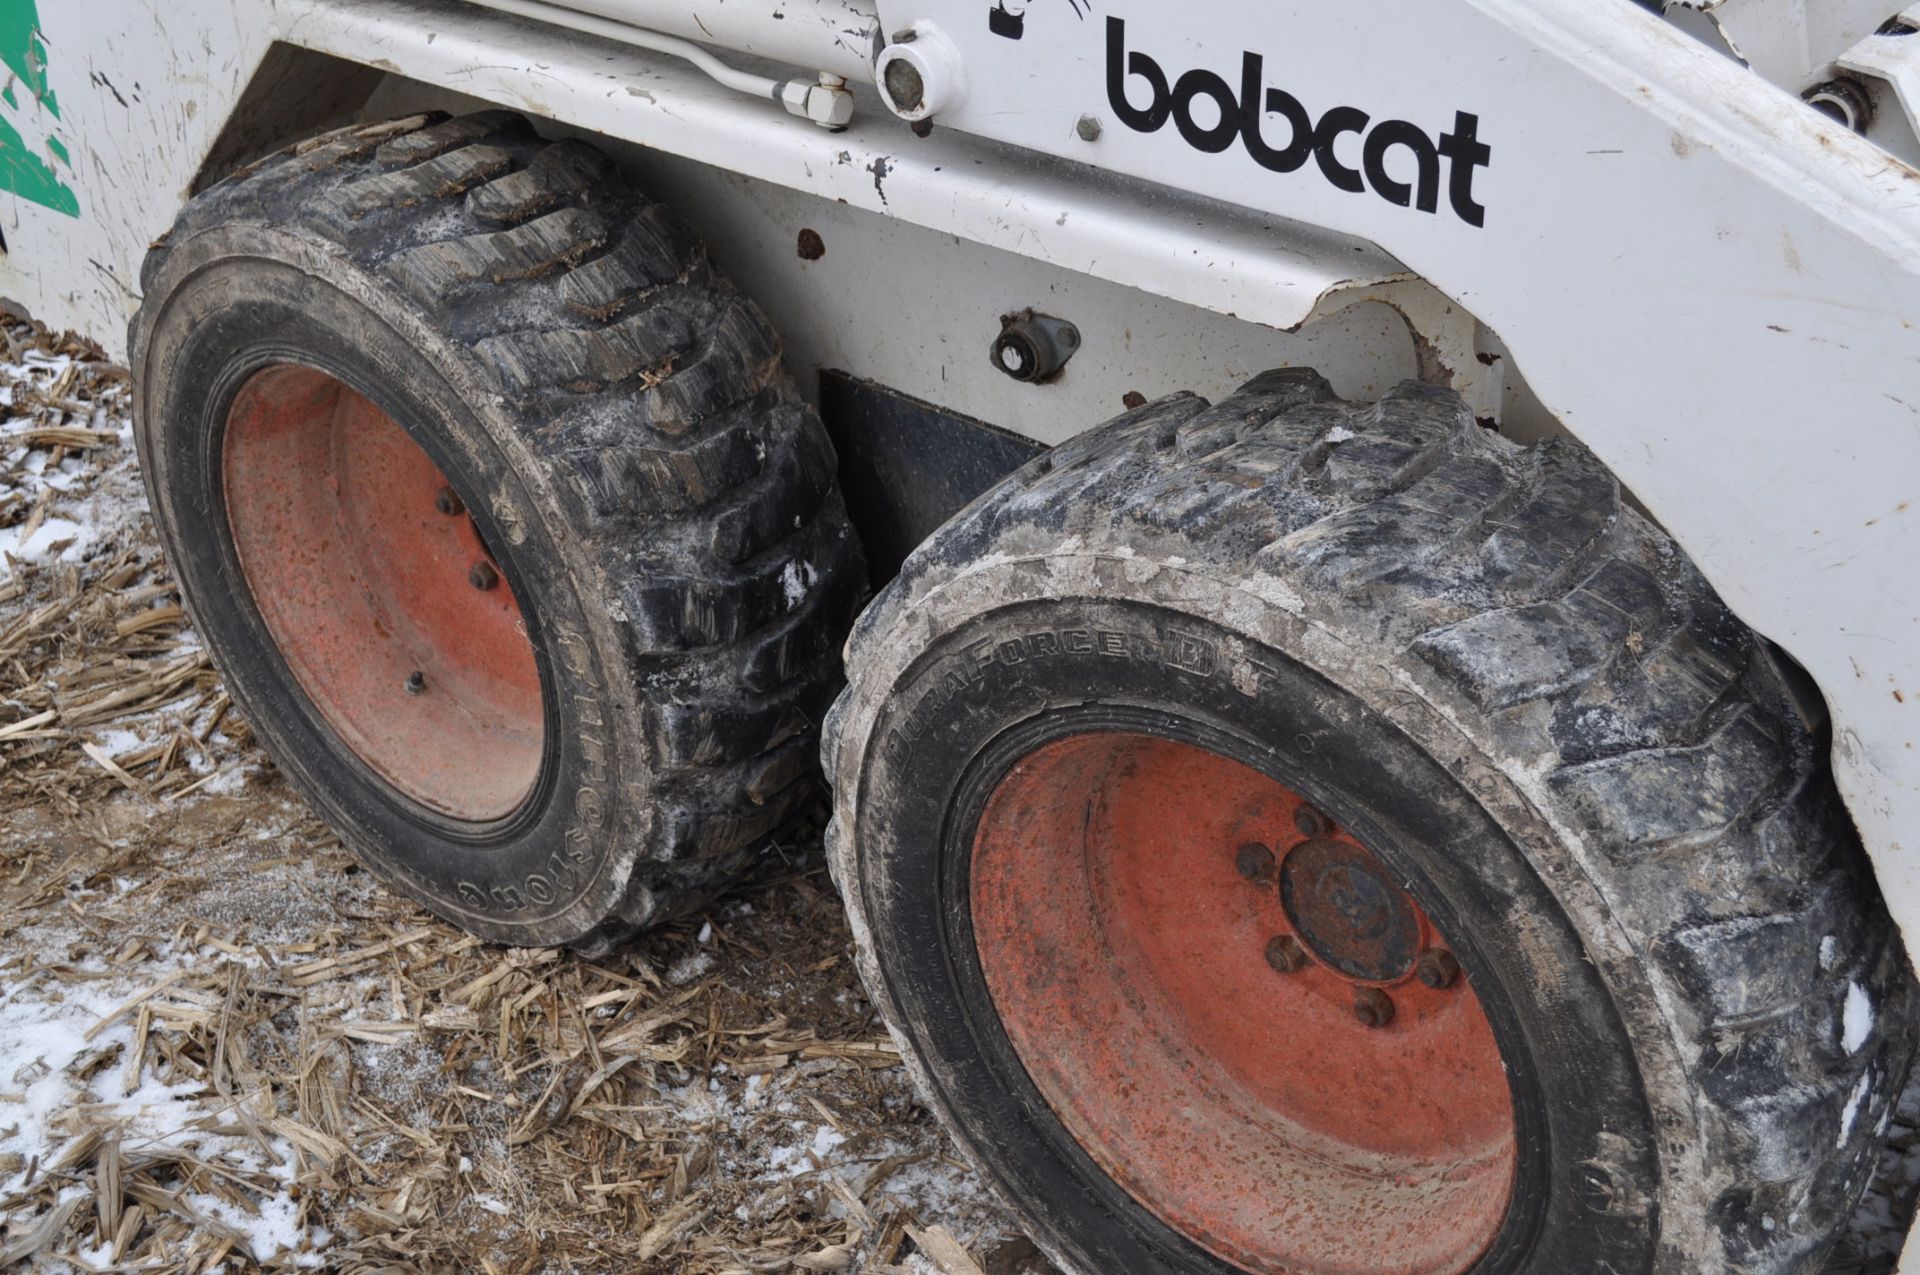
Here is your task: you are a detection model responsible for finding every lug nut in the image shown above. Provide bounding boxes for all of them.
[1265,934,1308,975]
[1353,986,1395,1028]
[434,486,464,516]
[1235,841,1276,883]
[1417,949,1461,990]
[404,670,426,696]
[469,562,499,591]
[1293,804,1328,838]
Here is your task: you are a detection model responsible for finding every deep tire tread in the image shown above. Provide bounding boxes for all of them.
[841,368,1915,1273]
[143,112,863,949]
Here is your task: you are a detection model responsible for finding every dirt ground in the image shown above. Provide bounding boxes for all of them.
[0,319,1914,1273]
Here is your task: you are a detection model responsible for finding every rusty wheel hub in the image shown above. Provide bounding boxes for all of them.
[1280,834,1425,984]
[223,365,543,822]
[971,731,1516,1275]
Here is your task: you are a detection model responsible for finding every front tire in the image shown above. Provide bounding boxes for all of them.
[825,370,1914,1273]
[132,112,863,951]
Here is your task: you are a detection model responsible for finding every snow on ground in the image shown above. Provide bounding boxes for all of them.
[0,347,144,567]
[0,942,330,1267]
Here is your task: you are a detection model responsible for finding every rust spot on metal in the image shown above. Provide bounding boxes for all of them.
[796,228,826,261]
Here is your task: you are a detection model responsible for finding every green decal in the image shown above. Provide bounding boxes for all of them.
[0,0,77,216]
[0,112,76,216]
[0,0,59,118]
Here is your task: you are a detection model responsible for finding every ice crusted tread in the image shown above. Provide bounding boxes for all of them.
[839,367,1914,1274]
[150,111,862,948]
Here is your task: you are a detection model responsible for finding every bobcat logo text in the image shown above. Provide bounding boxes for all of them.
[1106,18,1492,226]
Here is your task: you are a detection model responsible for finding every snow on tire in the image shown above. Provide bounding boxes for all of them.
[824,369,1917,1273]
[131,112,863,952]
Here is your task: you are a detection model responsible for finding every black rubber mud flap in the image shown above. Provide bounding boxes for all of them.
[131,112,864,952]
[824,370,1916,1273]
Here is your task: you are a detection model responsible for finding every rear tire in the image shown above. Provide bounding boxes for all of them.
[824,370,1915,1273]
[132,112,864,951]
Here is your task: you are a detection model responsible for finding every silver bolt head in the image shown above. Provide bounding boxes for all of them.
[1075,114,1103,142]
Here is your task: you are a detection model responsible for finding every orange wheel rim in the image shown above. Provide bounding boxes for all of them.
[223,365,543,821]
[971,731,1516,1275]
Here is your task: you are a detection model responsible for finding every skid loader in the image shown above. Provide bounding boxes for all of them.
[5,0,1920,1269]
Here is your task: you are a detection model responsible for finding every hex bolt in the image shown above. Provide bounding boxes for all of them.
[1353,986,1396,1028]
[1417,949,1462,990]
[1293,803,1328,838]
[404,670,426,696]
[1235,841,1276,883]
[1075,114,1103,142]
[469,561,500,591]
[434,486,464,516]
[1265,934,1309,975]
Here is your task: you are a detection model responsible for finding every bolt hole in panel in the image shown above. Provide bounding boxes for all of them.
[223,366,542,821]
[972,731,1514,1275]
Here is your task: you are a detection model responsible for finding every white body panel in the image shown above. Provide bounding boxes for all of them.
[2,4,1919,1254]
